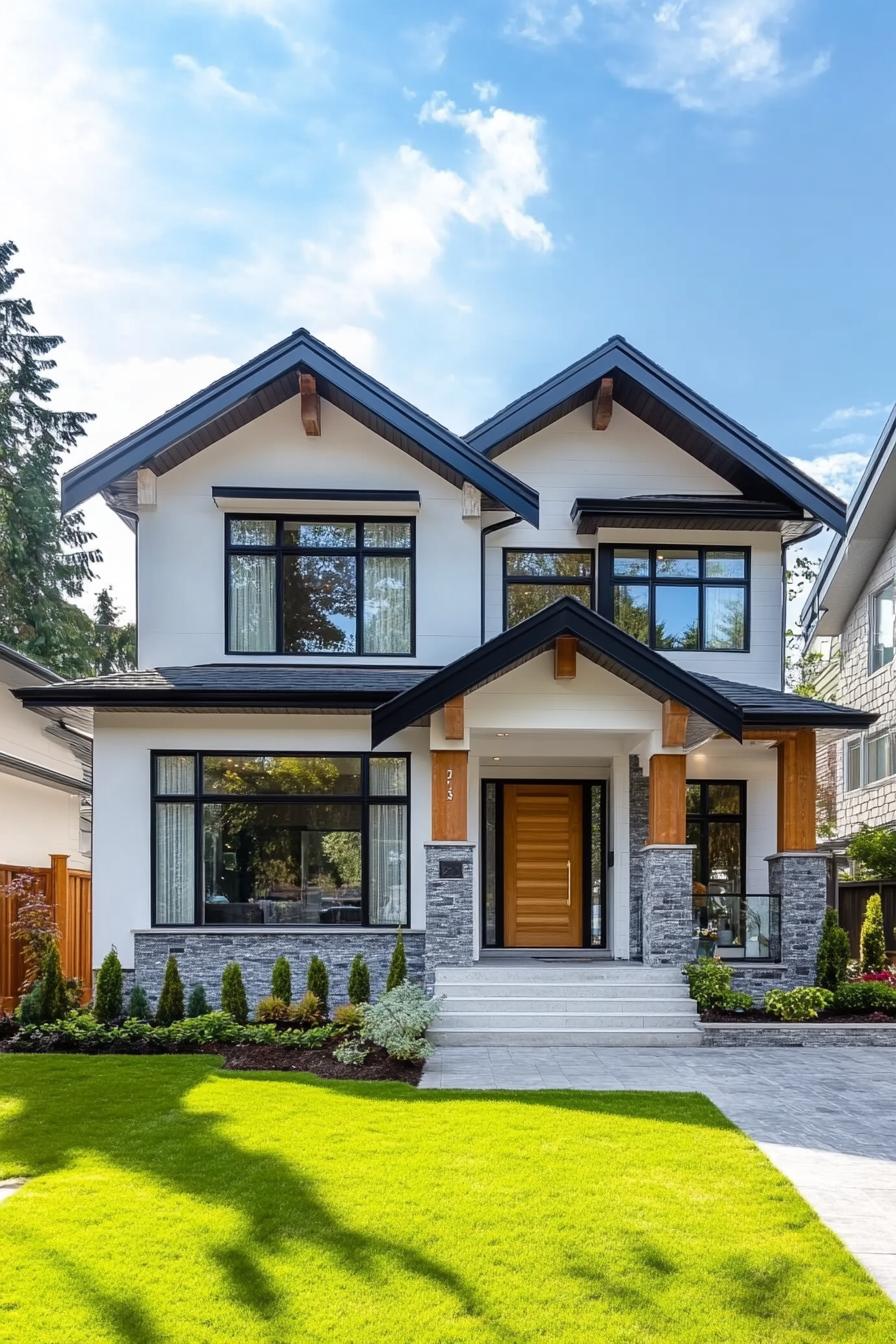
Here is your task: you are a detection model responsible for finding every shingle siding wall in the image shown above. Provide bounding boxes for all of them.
[837,527,896,839]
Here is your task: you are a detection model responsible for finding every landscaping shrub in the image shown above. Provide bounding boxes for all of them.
[348,953,371,1005]
[859,970,896,983]
[361,982,440,1062]
[255,995,289,1024]
[860,893,887,973]
[94,947,124,1023]
[764,987,833,1022]
[39,943,68,1024]
[187,984,209,1018]
[332,1003,363,1031]
[8,1012,339,1054]
[0,1013,16,1041]
[386,928,407,991]
[847,825,896,881]
[156,956,185,1025]
[725,991,753,1012]
[333,1038,369,1066]
[683,959,734,1011]
[816,908,850,991]
[221,963,248,1024]
[272,955,292,1004]
[128,985,151,1020]
[306,956,329,1015]
[17,983,43,1025]
[287,991,323,1027]
[832,981,896,1015]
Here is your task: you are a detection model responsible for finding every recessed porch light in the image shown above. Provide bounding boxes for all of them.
[496,732,509,737]
[492,756,502,762]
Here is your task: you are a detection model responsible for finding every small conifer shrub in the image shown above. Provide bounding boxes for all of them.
[94,947,124,1023]
[272,955,292,1004]
[386,927,407,991]
[128,985,151,1020]
[187,983,210,1018]
[39,943,68,1023]
[156,955,185,1025]
[347,953,371,1005]
[221,962,248,1024]
[816,908,850,991]
[860,893,887,974]
[306,956,329,1015]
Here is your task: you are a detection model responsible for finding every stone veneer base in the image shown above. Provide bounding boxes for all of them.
[133,930,424,1013]
[702,1022,896,1047]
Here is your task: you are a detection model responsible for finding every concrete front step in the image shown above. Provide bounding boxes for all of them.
[435,984,692,1001]
[428,1026,704,1047]
[439,995,692,1013]
[438,1011,698,1030]
[435,965,684,986]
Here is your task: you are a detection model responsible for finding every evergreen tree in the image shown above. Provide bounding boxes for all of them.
[93,587,135,674]
[94,947,124,1023]
[347,953,371,1005]
[38,942,67,1023]
[128,985,150,1021]
[816,908,850,991]
[860,893,887,973]
[221,962,248,1024]
[187,984,209,1018]
[306,955,329,1015]
[386,928,407,991]
[271,955,292,1004]
[156,955,185,1025]
[0,242,101,675]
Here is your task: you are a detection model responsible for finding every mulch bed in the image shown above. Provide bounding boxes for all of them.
[221,1042,423,1083]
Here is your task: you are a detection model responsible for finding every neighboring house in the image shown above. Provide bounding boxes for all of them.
[0,642,92,870]
[802,404,896,849]
[16,332,874,1035]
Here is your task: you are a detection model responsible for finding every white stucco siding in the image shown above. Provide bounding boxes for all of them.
[482,405,783,687]
[137,396,480,668]
[0,671,89,868]
[91,712,429,966]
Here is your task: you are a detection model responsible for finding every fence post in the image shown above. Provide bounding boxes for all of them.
[49,853,69,978]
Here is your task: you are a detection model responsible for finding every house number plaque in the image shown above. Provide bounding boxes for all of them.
[431,750,468,842]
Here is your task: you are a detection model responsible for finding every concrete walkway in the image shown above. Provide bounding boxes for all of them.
[421,1046,896,1301]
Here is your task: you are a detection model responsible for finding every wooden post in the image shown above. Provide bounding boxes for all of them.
[777,728,816,851]
[647,755,686,845]
[443,696,465,740]
[48,853,69,979]
[431,750,468,841]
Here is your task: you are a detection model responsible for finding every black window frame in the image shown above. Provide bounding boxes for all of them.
[869,578,896,674]
[151,749,411,929]
[686,779,747,894]
[502,548,595,630]
[598,544,750,652]
[224,514,416,656]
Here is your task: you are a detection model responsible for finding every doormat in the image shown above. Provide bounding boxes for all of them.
[534,957,607,963]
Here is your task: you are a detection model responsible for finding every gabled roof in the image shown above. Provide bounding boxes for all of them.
[62,329,539,525]
[801,402,896,639]
[0,640,62,685]
[371,598,874,746]
[466,336,847,535]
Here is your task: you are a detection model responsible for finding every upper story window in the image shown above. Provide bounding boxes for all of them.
[503,550,593,628]
[870,579,895,672]
[226,517,414,656]
[844,729,895,791]
[600,546,748,652]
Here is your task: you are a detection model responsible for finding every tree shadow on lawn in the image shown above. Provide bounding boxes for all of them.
[0,1060,878,1342]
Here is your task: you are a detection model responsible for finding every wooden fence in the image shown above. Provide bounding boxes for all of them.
[836,880,896,960]
[0,855,92,1012]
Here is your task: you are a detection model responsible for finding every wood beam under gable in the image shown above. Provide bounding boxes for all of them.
[462,482,482,518]
[592,377,613,431]
[299,372,321,436]
[136,468,157,508]
[662,700,689,749]
[554,636,577,680]
[443,696,465,740]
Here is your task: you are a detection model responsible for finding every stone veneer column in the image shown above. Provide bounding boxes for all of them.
[641,843,695,967]
[628,755,649,960]
[424,842,475,991]
[768,851,828,984]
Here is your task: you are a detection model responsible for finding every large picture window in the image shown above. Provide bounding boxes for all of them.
[686,781,745,895]
[599,546,748,651]
[152,752,410,927]
[226,517,414,655]
[503,549,593,628]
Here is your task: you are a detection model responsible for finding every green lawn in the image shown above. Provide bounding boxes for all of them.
[0,1058,893,1344]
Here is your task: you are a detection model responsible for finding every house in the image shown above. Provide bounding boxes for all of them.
[802,403,896,852]
[16,332,875,1041]
[0,641,91,871]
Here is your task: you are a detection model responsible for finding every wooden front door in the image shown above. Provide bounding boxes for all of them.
[503,784,583,947]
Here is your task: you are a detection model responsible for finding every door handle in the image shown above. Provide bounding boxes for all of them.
[566,859,571,907]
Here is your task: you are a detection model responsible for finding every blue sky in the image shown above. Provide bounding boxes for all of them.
[6,0,895,616]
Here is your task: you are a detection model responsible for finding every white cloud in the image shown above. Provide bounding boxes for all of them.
[815,401,891,430]
[172,53,260,108]
[506,1,583,46]
[181,0,326,66]
[809,431,871,451]
[405,18,462,71]
[473,80,500,102]
[789,451,870,502]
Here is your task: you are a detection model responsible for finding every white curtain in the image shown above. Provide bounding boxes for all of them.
[368,804,407,924]
[155,803,195,924]
[369,756,407,795]
[157,755,194,794]
[363,556,410,653]
[230,554,276,652]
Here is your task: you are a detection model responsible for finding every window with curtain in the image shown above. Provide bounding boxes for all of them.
[225,516,414,654]
[152,752,409,927]
[601,546,748,651]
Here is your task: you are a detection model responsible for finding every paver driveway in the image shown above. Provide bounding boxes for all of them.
[422,1045,896,1300]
